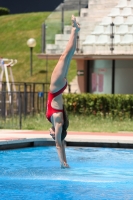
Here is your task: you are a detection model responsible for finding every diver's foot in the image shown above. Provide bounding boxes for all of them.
[71,15,80,32]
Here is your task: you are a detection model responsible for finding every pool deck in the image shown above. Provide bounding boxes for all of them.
[0,130,133,149]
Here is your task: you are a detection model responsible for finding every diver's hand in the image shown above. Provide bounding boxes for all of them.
[49,127,55,140]
[50,133,55,140]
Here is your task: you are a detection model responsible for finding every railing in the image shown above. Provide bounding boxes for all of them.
[0,82,49,129]
[41,0,88,52]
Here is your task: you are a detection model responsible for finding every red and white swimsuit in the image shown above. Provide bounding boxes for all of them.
[46,82,67,123]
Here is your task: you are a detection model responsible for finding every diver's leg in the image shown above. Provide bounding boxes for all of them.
[50,15,80,93]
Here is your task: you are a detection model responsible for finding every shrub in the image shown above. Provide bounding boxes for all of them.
[63,94,133,119]
[0,7,10,16]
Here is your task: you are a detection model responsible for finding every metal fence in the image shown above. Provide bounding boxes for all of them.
[0,82,49,129]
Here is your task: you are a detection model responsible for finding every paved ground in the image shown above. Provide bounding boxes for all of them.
[0,130,133,146]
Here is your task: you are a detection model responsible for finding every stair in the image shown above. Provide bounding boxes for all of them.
[82,0,133,55]
[46,0,120,54]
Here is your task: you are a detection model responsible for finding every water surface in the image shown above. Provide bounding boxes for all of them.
[0,146,133,200]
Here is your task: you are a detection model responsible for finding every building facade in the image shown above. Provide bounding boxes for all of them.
[38,0,133,94]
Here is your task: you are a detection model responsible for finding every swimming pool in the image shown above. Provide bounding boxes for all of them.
[0,146,133,200]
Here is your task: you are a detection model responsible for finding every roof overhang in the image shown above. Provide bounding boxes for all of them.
[37,53,133,60]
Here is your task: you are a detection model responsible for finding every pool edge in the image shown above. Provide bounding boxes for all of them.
[0,138,133,150]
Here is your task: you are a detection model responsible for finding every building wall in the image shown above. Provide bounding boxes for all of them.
[89,60,112,94]
[115,60,133,94]
[89,60,133,94]
[76,60,87,93]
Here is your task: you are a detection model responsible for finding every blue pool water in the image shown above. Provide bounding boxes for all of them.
[0,146,133,200]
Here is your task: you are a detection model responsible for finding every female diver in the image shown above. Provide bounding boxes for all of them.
[46,15,80,168]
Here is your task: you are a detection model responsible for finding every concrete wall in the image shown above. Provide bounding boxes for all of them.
[76,60,87,93]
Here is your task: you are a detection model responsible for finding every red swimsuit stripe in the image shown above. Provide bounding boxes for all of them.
[46,82,67,122]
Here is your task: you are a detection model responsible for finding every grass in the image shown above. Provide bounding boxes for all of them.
[1,114,133,132]
[22,114,133,132]
[68,115,133,132]
[0,12,77,85]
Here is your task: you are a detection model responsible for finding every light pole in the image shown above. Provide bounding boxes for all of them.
[27,38,36,76]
